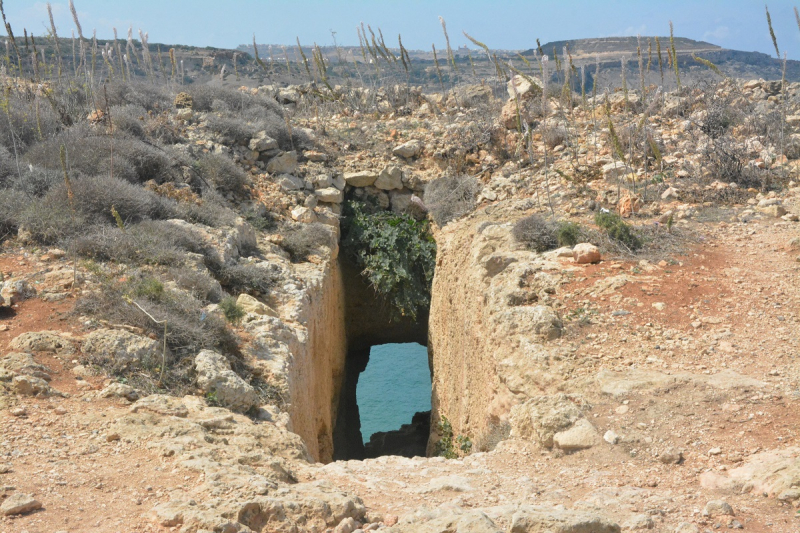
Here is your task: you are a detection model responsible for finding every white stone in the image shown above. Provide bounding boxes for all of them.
[374,166,404,190]
[392,139,423,158]
[195,350,258,412]
[553,418,600,451]
[266,151,298,175]
[236,294,278,317]
[603,430,620,444]
[344,171,378,187]
[315,187,344,204]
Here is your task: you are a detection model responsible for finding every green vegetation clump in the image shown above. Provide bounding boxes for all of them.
[594,211,641,250]
[342,201,436,322]
[434,416,472,459]
[219,296,246,325]
[556,221,583,247]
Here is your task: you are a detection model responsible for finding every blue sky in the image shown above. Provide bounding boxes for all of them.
[6,1,800,59]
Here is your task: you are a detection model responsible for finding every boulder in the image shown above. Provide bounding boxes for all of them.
[12,375,50,396]
[236,294,278,317]
[553,418,600,451]
[9,331,74,354]
[507,74,542,100]
[82,328,159,363]
[703,500,734,517]
[602,161,627,180]
[344,171,378,187]
[278,174,304,191]
[375,166,404,190]
[510,394,588,448]
[249,131,279,152]
[1,279,36,304]
[315,187,344,203]
[266,151,298,175]
[573,243,601,264]
[291,206,318,223]
[195,350,258,412]
[392,140,423,159]
[100,382,140,402]
[0,493,42,516]
[510,506,620,533]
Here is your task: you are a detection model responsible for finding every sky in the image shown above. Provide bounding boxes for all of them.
[6,1,800,60]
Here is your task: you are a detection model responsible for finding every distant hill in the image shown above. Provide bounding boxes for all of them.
[524,37,800,88]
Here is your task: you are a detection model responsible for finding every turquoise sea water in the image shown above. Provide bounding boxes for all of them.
[356,343,432,443]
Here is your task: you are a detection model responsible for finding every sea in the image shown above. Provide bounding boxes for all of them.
[356,343,432,443]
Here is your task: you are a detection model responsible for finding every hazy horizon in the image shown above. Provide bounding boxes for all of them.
[6,1,800,60]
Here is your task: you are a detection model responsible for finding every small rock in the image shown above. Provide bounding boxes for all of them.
[99,382,140,402]
[106,432,121,442]
[236,294,278,317]
[730,520,744,529]
[291,206,318,223]
[54,406,67,415]
[652,302,666,311]
[703,500,734,517]
[374,166,404,190]
[0,464,10,474]
[392,139,423,158]
[344,171,378,187]
[335,517,359,533]
[573,243,601,264]
[615,405,630,414]
[12,375,49,396]
[778,488,800,501]
[9,406,27,417]
[708,447,722,456]
[0,493,42,516]
[659,448,683,464]
[266,151,298,175]
[661,187,679,200]
[603,430,620,444]
[195,350,258,412]
[315,187,344,204]
[758,204,787,218]
[248,131,278,152]
[383,514,399,527]
[553,418,600,451]
[674,523,699,533]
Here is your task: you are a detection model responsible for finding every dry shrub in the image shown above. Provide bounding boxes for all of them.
[24,127,175,184]
[169,268,224,303]
[212,262,280,295]
[196,153,249,194]
[280,222,331,262]
[424,175,480,227]
[69,220,207,265]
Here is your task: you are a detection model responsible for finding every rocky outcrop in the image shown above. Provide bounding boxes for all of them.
[429,213,571,448]
[195,350,259,412]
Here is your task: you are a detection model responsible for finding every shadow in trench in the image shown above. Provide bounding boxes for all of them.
[332,256,430,461]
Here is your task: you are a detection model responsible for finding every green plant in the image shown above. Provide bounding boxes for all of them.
[595,211,641,251]
[219,296,245,325]
[434,415,472,458]
[342,201,436,322]
[556,221,582,247]
[131,276,164,300]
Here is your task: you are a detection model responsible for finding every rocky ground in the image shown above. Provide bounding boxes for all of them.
[2,76,800,533]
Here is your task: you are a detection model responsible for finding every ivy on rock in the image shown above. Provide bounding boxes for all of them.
[341,201,436,322]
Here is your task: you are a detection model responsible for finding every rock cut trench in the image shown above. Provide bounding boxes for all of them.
[331,255,430,461]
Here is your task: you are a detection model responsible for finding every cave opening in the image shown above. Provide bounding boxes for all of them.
[357,343,431,457]
[332,256,431,461]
